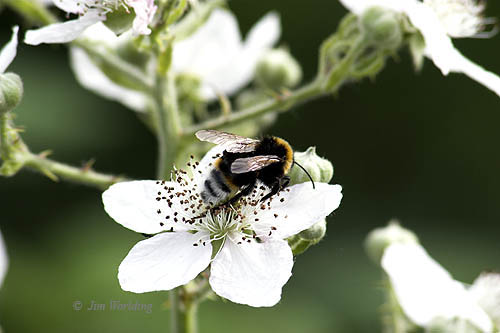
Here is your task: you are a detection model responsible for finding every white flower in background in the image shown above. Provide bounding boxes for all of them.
[69,23,150,112]
[24,0,157,45]
[102,146,342,307]
[338,0,500,97]
[68,9,280,111]
[382,242,497,332]
[172,9,281,100]
[0,26,19,74]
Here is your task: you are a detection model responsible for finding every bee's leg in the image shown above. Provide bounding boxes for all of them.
[142,233,153,238]
[280,176,290,189]
[260,181,280,202]
[260,176,290,202]
[228,179,256,205]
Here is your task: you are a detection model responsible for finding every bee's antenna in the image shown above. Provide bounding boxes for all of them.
[293,161,315,189]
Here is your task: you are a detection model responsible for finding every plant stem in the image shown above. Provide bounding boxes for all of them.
[168,289,183,333]
[323,35,367,91]
[1,113,126,189]
[151,62,192,333]
[23,152,127,190]
[0,114,10,160]
[154,71,182,180]
[168,287,199,333]
[184,34,370,136]
[184,299,198,333]
[184,80,325,135]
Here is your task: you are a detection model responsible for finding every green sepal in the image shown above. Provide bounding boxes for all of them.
[289,147,333,185]
[104,6,135,35]
[408,32,426,72]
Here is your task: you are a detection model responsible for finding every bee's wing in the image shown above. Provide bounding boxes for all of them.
[230,155,281,174]
[195,130,259,153]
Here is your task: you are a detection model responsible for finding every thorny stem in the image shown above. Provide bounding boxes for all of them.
[183,80,325,135]
[23,153,127,190]
[0,113,126,190]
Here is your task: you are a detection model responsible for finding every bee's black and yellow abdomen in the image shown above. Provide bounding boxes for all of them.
[200,157,238,204]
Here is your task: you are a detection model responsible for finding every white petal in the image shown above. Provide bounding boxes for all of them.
[404,1,458,75]
[0,230,8,287]
[382,243,493,332]
[127,0,157,36]
[0,26,18,73]
[172,9,280,100]
[25,10,104,45]
[402,1,500,97]
[446,49,500,98]
[209,238,293,307]
[69,47,149,112]
[209,11,280,98]
[252,182,342,240]
[469,273,500,328]
[102,180,192,234]
[118,231,212,293]
[172,9,242,100]
[79,21,121,45]
[245,12,280,52]
[218,11,281,98]
[52,0,89,14]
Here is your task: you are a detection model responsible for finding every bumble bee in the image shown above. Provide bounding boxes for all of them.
[195,129,315,205]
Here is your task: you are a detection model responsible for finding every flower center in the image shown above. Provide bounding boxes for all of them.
[151,157,286,249]
[203,207,242,239]
[424,0,496,38]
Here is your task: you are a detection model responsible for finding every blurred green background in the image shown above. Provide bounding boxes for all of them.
[1,0,499,332]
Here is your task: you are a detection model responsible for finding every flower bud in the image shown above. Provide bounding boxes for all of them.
[364,221,419,264]
[299,219,327,241]
[360,6,403,50]
[0,73,23,113]
[288,220,327,255]
[289,147,333,185]
[255,48,302,90]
